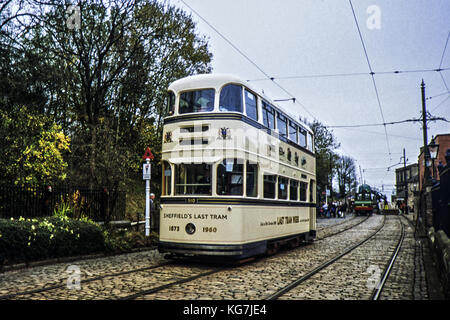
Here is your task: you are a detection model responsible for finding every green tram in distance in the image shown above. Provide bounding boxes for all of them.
[354,184,378,215]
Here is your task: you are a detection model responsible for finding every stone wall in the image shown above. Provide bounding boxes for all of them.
[428,227,450,298]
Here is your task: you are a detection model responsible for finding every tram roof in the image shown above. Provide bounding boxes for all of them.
[168,73,313,134]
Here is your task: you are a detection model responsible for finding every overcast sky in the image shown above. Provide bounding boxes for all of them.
[171,0,450,198]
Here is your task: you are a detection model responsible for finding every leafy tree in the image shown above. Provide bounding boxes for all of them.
[308,120,341,202]
[336,155,357,197]
[0,105,70,185]
[1,0,212,196]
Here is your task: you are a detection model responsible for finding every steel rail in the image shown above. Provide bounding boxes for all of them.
[371,216,405,300]
[0,260,172,300]
[119,267,227,300]
[316,215,370,240]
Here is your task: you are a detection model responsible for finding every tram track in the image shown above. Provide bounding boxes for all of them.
[1,214,386,300]
[316,214,370,240]
[371,216,405,300]
[265,215,407,300]
[265,215,387,300]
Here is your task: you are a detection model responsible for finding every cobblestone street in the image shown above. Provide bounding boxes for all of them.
[0,213,443,300]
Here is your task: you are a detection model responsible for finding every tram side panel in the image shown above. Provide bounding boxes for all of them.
[159,203,248,257]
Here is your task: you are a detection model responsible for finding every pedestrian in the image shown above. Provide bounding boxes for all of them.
[331,203,336,218]
[322,202,328,218]
[150,193,155,212]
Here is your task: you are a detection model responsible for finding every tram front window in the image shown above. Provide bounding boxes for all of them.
[217,158,243,196]
[220,84,243,112]
[166,91,175,116]
[179,89,215,114]
[175,163,212,195]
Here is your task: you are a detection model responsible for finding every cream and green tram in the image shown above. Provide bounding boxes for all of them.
[158,74,316,259]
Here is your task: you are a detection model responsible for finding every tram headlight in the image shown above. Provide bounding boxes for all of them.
[185,223,196,235]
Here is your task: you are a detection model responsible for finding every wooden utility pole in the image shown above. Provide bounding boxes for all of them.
[403,148,408,215]
[417,80,431,235]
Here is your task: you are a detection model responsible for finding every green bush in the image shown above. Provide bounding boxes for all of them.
[0,216,105,265]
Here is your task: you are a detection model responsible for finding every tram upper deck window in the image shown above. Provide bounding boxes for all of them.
[299,127,307,148]
[307,133,314,152]
[179,89,215,114]
[166,91,175,116]
[289,122,298,143]
[220,84,243,113]
[262,102,275,129]
[245,89,258,121]
[175,163,212,195]
[277,114,287,137]
[217,158,243,196]
[263,174,276,199]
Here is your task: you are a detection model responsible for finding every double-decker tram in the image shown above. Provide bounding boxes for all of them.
[158,74,316,260]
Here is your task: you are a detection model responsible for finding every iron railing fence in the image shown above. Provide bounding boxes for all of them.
[0,185,126,222]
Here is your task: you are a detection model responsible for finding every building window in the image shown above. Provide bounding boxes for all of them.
[219,84,243,113]
[263,174,276,199]
[179,89,215,114]
[175,163,212,195]
[245,89,258,121]
[278,176,288,200]
[290,180,299,201]
[217,158,243,196]
[246,161,258,197]
[300,182,308,201]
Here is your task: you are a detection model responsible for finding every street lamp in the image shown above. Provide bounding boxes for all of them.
[428,137,439,180]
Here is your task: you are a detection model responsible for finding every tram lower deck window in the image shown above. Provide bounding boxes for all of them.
[246,161,258,197]
[290,180,298,201]
[278,176,288,200]
[217,158,243,196]
[300,182,308,201]
[175,163,212,195]
[263,174,276,199]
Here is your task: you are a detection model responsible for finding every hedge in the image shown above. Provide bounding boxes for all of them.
[0,216,105,265]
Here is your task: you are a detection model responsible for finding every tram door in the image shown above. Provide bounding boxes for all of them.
[309,179,316,232]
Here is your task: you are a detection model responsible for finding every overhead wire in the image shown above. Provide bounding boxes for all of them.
[348,0,391,160]
[247,67,450,82]
[438,31,450,95]
[178,0,318,121]
[177,0,444,195]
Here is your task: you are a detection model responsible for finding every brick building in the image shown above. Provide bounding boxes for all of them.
[395,163,419,211]
[418,133,450,190]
